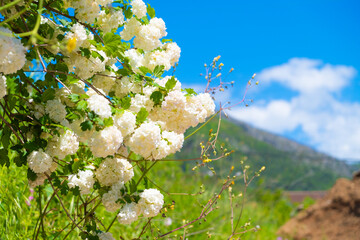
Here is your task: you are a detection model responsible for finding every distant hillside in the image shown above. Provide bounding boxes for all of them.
[175,117,352,191]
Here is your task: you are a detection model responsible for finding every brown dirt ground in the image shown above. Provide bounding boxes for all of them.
[277,172,360,240]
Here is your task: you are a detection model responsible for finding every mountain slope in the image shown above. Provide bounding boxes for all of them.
[175,117,352,190]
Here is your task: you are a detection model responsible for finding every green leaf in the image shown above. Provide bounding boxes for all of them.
[0,149,9,167]
[76,100,88,111]
[165,76,177,90]
[104,117,114,127]
[161,38,173,43]
[42,88,56,102]
[147,4,156,18]
[150,91,164,105]
[27,168,37,181]
[139,66,152,75]
[68,94,80,103]
[120,96,131,109]
[80,120,93,131]
[79,47,91,58]
[72,160,82,172]
[124,6,133,19]
[129,179,137,194]
[136,108,149,125]
[184,88,198,96]
[91,51,105,62]
[153,65,165,78]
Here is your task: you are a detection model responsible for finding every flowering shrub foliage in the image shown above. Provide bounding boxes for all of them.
[0,0,225,238]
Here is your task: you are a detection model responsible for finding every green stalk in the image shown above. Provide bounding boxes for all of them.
[184,111,219,140]
[0,0,22,12]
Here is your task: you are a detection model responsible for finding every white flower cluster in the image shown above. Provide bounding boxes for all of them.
[46,129,79,160]
[131,0,147,18]
[113,110,137,137]
[68,170,95,194]
[102,181,124,212]
[45,99,67,123]
[150,91,215,134]
[27,149,53,173]
[98,10,125,33]
[89,126,123,158]
[20,0,216,228]
[0,74,6,99]
[87,93,112,119]
[127,121,161,158]
[117,188,164,224]
[97,232,116,240]
[65,50,108,79]
[0,27,26,74]
[67,0,112,23]
[95,157,134,186]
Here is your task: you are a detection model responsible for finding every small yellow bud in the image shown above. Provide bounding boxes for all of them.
[231,166,234,171]
[216,73,222,78]
[74,158,79,162]
[229,68,234,72]
[204,63,207,67]
[67,37,77,53]
[252,73,256,79]
[219,63,224,67]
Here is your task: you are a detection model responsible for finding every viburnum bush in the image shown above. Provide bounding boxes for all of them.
[0,0,262,239]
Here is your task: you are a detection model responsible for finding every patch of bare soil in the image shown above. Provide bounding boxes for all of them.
[277,172,360,240]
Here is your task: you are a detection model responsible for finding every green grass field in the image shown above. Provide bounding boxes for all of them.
[0,158,299,240]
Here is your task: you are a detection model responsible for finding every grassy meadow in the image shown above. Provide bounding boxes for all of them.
[0,157,301,240]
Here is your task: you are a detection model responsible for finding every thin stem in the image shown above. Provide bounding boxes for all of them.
[185,111,219,140]
[135,161,158,188]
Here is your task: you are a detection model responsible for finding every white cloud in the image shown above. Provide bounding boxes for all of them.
[229,58,360,160]
[258,58,356,93]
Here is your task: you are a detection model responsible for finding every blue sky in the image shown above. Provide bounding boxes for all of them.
[147,0,360,160]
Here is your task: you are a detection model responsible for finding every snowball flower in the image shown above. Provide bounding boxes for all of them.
[0,74,6,99]
[87,94,112,119]
[92,71,116,95]
[45,99,67,123]
[97,232,116,240]
[120,18,141,41]
[46,130,79,159]
[113,110,136,137]
[68,170,95,195]
[98,10,125,33]
[137,188,164,218]
[64,23,93,52]
[96,157,134,186]
[118,202,140,224]
[89,126,123,158]
[133,18,167,51]
[124,49,144,72]
[152,131,184,160]
[102,181,125,212]
[69,118,94,142]
[128,122,161,158]
[64,50,108,79]
[114,76,141,98]
[0,27,26,74]
[144,50,171,71]
[131,0,147,18]
[164,42,181,66]
[27,149,53,173]
[129,93,154,113]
